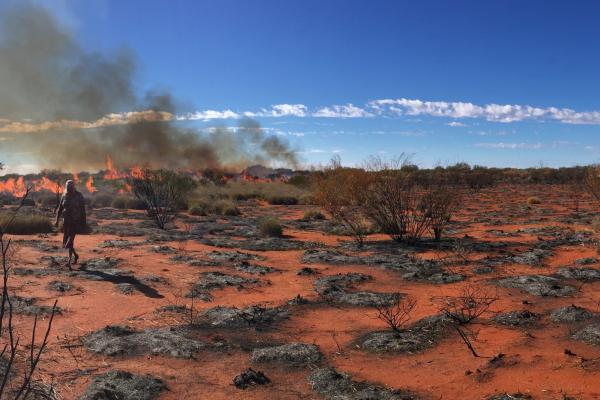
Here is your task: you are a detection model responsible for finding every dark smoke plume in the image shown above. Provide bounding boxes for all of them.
[0,3,298,172]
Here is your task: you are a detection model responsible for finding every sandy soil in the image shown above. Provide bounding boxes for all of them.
[4,184,600,399]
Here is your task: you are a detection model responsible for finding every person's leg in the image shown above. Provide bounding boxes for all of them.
[64,226,75,268]
[71,233,78,264]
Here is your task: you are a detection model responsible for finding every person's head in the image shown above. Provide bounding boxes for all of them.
[65,180,75,194]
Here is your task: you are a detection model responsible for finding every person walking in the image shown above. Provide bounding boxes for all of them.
[55,180,86,269]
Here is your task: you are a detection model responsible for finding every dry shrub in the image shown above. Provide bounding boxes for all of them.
[360,156,418,242]
[314,157,370,246]
[127,169,197,229]
[361,157,463,242]
[374,296,416,332]
[527,196,541,205]
[422,176,464,241]
[189,199,240,216]
[315,156,466,244]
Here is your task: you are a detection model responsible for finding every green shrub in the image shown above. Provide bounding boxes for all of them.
[259,216,283,237]
[0,214,53,235]
[266,195,299,205]
[302,209,325,221]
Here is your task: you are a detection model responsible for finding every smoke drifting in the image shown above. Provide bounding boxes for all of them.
[0,4,297,172]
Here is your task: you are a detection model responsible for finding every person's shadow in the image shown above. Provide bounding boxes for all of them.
[76,267,164,299]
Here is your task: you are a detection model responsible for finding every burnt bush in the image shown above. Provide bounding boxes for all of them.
[374,296,416,332]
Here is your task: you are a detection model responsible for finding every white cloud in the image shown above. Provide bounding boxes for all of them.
[313,104,372,118]
[270,104,308,117]
[447,121,467,127]
[179,109,239,121]
[474,142,543,149]
[368,98,600,125]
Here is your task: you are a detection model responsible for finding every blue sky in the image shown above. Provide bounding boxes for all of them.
[4,0,600,170]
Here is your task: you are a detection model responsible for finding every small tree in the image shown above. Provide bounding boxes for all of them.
[127,169,197,229]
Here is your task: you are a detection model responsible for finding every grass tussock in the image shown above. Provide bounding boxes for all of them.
[0,214,54,235]
[259,216,283,237]
[188,199,241,216]
[527,196,541,205]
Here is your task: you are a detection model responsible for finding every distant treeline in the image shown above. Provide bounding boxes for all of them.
[291,163,591,189]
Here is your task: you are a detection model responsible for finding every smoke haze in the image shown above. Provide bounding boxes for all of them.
[0,3,297,172]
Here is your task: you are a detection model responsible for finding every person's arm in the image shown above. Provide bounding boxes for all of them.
[55,196,64,227]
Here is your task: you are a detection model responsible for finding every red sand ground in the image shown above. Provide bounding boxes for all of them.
[5,184,600,399]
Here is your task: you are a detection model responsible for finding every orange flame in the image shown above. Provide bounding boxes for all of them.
[104,155,123,179]
[86,176,97,193]
[0,176,27,197]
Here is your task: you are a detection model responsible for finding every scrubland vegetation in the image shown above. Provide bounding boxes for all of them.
[0,213,53,235]
[313,156,469,245]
